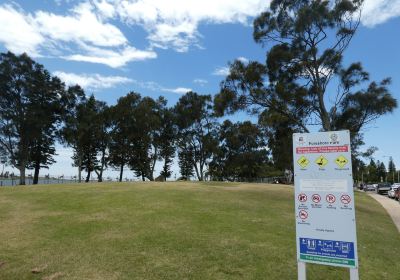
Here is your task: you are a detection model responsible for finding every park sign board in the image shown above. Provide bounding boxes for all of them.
[293,130,358,268]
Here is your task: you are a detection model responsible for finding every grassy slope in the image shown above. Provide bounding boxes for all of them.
[0,182,399,280]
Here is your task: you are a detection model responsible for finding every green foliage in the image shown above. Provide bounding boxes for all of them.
[388,157,396,173]
[159,108,177,179]
[178,146,194,179]
[129,96,166,181]
[109,94,174,181]
[0,52,73,184]
[376,161,387,182]
[209,120,270,181]
[108,92,141,182]
[174,92,218,181]
[214,0,397,172]
[62,95,109,182]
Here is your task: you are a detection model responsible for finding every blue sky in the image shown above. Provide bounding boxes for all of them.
[0,0,399,179]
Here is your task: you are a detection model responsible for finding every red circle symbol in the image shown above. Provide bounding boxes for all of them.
[312,194,321,203]
[298,193,307,203]
[340,195,351,204]
[299,210,308,220]
[326,194,336,204]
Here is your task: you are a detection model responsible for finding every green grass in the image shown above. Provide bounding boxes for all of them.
[0,182,399,279]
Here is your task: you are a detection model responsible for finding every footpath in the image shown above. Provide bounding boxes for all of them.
[368,193,400,233]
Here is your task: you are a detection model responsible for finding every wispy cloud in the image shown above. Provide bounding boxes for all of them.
[237,56,249,63]
[361,0,400,27]
[162,87,192,94]
[212,66,230,76]
[193,78,208,86]
[93,0,271,52]
[0,5,44,56]
[1,0,399,69]
[62,45,156,68]
[130,80,191,95]
[54,71,133,90]
[0,2,156,68]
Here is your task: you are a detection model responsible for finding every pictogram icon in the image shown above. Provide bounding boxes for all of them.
[312,194,321,203]
[298,193,307,203]
[315,155,328,167]
[326,194,336,204]
[335,155,348,168]
[299,210,308,220]
[297,156,310,168]
[340,194,351,204]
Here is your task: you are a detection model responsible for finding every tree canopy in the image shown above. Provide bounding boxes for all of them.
[214,0,397,172]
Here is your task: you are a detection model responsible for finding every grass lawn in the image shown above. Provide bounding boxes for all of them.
[0,182,399,279]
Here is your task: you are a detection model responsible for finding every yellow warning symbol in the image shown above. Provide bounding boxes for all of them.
[315,155,328,167]
[297,156,309,168]
[335,155,348,168]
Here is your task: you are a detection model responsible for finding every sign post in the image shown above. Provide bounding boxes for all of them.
[293,131,358,279]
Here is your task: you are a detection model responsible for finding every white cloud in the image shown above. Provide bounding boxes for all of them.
[0,5,44,56]
[0,3,155,68]
[54,71,133,90]
[212,66,230,76]
[63,45,156,68]
[93,0,271,52]
[361,0,400,27]
[237,56,249,63]
[193,79,208,86]
[162,87,192,94]
[129,80,191,94]
[35,3,126,47]
[2,0,399,69]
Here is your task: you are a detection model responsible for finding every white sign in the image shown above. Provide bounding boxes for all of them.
[293,130,358,268]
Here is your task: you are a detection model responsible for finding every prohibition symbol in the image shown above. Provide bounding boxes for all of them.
[340,194,351,204]
[298,193,307,203]
[299,210,308,220]
[326,194,336,204]
[312,194,321,203]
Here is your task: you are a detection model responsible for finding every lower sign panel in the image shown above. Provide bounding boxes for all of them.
[299,237,355,267]
[293,131,358,269]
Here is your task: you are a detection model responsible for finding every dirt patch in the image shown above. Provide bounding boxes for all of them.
[31,264,48,274]
[0,261,6,268]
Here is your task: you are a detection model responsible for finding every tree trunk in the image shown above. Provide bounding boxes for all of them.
[318,91,331,131]
[78,155,82,183]
[199,163,204,181]
[141,174,145,181]
[193,163,202,181]
[33,160,40,184]
[19,164,26,185]
[98,148,106,182]
[85,170,91,183]
[149,146,157,182]
[119,163,124,182]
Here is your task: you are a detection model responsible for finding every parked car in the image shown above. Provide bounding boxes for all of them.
[376,183,392,195]
[387,186,398,198]
[364,184,376,192]
[393,184,400,201]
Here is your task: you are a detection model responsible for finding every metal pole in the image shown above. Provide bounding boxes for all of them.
[350,268,359,280]
[298,262,306,280]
